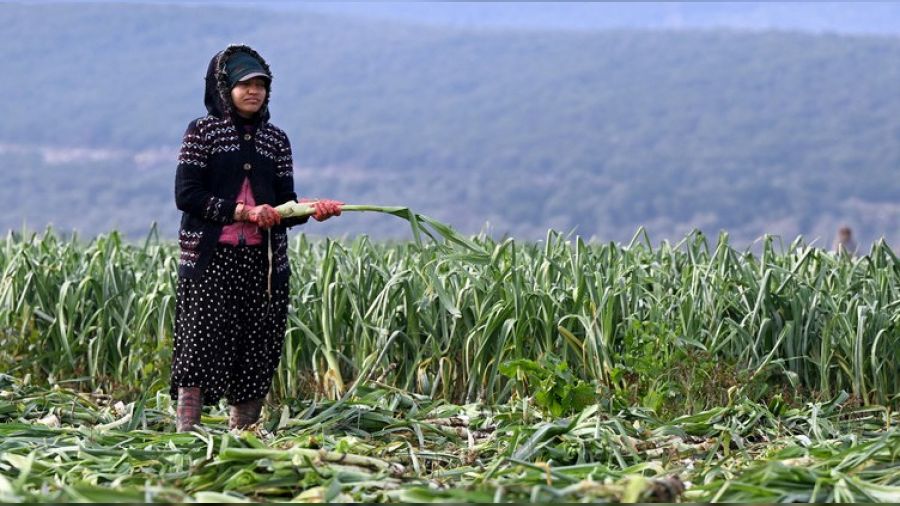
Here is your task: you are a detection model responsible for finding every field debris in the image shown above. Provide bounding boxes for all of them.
[1,376,898,502]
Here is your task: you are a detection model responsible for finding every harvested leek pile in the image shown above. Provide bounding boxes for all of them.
[0,376,900,502]
[1,374,898,503]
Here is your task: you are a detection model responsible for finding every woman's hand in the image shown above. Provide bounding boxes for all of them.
[298,198,344,222]
[245,204,281,229]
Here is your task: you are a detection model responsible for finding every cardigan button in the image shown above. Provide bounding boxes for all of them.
[243,163,252,171]
[243,134,252,141]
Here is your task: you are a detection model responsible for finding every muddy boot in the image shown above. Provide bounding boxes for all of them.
[229,398,264,430]
[176,387,202,432]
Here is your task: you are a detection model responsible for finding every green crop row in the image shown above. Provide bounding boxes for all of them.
[0,227,897,410]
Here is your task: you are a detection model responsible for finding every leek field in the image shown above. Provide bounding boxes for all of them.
[1,228,898,502]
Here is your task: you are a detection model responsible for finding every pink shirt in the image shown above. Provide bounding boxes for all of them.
[219,177,263,246]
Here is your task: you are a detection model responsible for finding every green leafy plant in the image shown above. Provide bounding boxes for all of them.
[500,354,596,417]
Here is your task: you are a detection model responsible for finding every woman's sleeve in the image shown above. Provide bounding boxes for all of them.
[275,135,310,228]
[174,120,237,224]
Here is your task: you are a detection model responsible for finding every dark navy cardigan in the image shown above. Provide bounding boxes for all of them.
[174,44,308,283]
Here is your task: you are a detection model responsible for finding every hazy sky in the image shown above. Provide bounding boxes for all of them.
[23,1,900,35]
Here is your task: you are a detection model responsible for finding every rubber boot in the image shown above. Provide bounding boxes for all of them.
[176,387,202,432]
[229,398,264,430]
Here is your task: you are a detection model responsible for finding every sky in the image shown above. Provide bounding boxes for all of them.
[23,1,900,35]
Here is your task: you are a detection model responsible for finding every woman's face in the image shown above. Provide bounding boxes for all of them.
[231,77,268,118]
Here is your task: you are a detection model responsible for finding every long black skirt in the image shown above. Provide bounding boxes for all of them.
[170,244,289,406]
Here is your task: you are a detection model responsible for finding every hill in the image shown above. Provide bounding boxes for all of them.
[1,3,898,246]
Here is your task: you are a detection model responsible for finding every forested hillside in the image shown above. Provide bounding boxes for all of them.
[2,3,898,245]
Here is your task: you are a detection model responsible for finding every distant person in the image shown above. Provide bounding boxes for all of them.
[172,44,343,432]
[833,225,858,257]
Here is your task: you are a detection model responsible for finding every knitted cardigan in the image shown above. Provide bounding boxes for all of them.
[175,44,307,282]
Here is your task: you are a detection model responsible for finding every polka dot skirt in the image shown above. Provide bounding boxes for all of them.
[170,245,288,406]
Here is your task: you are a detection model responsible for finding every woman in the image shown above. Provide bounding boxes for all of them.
[172,44,342,431]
